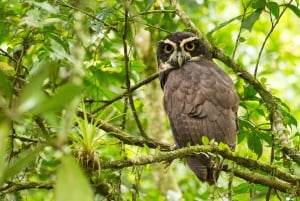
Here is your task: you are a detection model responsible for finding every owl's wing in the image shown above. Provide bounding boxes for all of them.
[163,58,239,149]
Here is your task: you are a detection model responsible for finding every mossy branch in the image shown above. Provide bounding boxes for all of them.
[0,182,53,196]
[100,144,300,195]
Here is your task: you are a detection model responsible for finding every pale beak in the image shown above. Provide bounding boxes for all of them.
[177,52,184,67]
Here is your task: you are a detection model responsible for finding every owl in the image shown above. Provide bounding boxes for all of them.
[156,32,239,184]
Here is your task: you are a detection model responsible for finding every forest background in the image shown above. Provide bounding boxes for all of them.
[1,0,300,200]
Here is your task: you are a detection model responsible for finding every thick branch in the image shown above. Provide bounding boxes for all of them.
[100,144,300,187]
[223,167,300,195]
[0,182,53,196]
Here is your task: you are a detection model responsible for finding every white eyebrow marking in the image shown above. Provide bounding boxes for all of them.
[179,36,198,49]
[162,39,178,63]
[163,39,177,51]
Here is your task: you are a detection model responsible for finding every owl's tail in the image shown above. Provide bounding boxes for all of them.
[187,155,221,185]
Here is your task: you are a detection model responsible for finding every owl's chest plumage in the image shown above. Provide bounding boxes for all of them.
[162,59,238,148]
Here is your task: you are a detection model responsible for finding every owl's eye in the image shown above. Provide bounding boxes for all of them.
[184,42,196,51]
[163,44,174,54]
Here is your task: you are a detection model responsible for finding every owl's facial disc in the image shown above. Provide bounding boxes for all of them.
[162,39,192,69]
[158,36,204,72]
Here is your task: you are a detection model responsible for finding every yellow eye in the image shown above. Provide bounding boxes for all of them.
[184,42,196,51]
[163,44,174,54]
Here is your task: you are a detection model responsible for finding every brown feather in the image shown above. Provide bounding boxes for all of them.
[163,58,239,184]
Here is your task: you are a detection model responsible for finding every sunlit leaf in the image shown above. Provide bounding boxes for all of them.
[47,32,70,54]
[33,1,58,14]
[241,10,262,32]
[285,4,300,18]
[145,0,156,11]
[234,183,251,194]
[201,136,209,145]
[55,155,94,201]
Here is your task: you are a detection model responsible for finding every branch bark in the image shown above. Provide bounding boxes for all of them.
[100,144,300,195]
[0,182,53,196]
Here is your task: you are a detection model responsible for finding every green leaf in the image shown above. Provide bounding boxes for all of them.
[266,2,280,19]
[239,36,246,43]
[242,85,258,100]
[234,183,251,194]
[201,136,209,145]
[0,69,12,97]
[1,145,45,184]
[55,155,94,201]
[96,7,113,21]
[145,0,156,11]
[32,83,82,114]
[252,0,266,9]
[33,1,58,14]
[285,4,300,18]
[247,133,263,158]
[47,32,70,54]
[0,121,9,185]
[241,10,263,32]
[18,61,50,113]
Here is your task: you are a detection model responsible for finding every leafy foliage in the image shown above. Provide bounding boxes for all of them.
[1,0,300,200]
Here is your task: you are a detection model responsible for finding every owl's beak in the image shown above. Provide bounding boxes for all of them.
[177,52,184,67]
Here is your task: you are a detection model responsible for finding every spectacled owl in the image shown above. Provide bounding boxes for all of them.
[156,32,239,184]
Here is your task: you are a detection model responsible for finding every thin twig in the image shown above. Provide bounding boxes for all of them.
[254,0,292,77]
[131,10,175,18]
[56,0,118,32]
[91,73,159,114]
[232,1,251,59]
[123,4,147,138]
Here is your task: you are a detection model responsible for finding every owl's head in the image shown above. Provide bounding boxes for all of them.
[156,32,210,72]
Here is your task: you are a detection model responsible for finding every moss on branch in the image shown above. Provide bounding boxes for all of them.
[100,144,300,194]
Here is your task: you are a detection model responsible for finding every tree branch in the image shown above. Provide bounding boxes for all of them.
[0,182,53,196]
[100,144,300,195]
[91,73,158,114]
[223,167,300,196]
